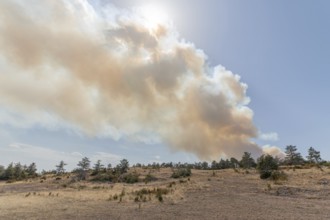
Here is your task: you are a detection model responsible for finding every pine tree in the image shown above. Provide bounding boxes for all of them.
[56,161,67,175]
[77,157,91,180]
[27,162,37,177]
[0,165,5,180]
[92,160,104,175]
[257,154,279,179]
[230,157,240,168]
[240,152,256,169]
[14,163,24,180]
[306,147,321,164]
[4,163,15,180]
[284,145,304,165]
[211,160,218,169]
[116,159,129,174]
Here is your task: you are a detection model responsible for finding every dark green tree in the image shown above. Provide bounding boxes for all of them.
[27,162,37,177]
[4,163,15,180]
[201,161,209,170]
[92,160,104,175]
[211,160,218,169]
[77,157,91,180]
[240,152,256,169]
[107,163,112,171]
[0,165,5,180]
[56,161,67,175]
[218,159,232,169]
[116,159,129,174]
[284,145,304,165]
[77,157,91,170]
[230,157,240,168]
[14,163,25,180]
[306,147,321,164]
[257,154,279,179]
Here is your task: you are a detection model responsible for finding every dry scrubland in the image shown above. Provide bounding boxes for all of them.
[1,167,330,220]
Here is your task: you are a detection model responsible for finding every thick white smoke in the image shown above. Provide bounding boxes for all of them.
[0,0,280,160]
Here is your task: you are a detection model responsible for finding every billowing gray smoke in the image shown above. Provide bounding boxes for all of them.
[0,0,281,160]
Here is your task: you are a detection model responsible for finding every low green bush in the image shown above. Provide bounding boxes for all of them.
[171,168,191,178]
[121,172,139,184]
[260,171,272,179]
[91,173,116,182]
[144,173,157,183]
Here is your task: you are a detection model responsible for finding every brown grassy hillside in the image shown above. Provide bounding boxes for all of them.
[1,168,330,219]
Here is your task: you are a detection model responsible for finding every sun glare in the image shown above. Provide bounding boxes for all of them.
[138,5,169,30]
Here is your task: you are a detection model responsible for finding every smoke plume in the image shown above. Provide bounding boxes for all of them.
[0,0,278,160]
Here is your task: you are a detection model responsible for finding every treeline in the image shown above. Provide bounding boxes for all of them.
[135,145,325,170]
[0,145,326,182]
[0,162,37,181]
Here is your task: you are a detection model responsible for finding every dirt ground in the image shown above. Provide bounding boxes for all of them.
[1,167,330,220]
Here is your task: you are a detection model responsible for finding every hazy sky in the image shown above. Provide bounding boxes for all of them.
[0,0,329,170]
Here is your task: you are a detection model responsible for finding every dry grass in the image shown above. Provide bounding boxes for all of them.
[1,167,330,219]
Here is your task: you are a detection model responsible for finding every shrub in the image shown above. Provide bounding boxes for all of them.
[134,187,168,202]
[156,188,169,196]
[171,168,191,178]
[155,188,168,202]
[120,188,125,197]
[144,173,157,183]
[260,171,272,179]
[270,171,288,181]
[157,194,163,202]
[168,181,176,188]
[136,188,150,196]
[121,172,139,184]
[91,173,116,182]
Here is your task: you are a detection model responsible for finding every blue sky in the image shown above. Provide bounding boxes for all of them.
[0,0,329,170]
